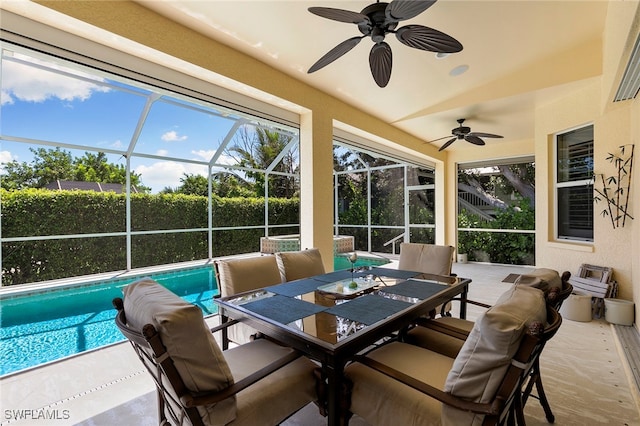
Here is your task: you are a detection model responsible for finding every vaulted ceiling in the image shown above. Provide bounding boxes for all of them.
[137,0,608,151]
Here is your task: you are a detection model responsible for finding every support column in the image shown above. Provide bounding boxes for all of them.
[299,111,334,271]
[436,156,461,251]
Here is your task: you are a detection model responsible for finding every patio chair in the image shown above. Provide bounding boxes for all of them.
[343,285,562,426]
[398,242,456,316]
[214,255,283,348]
[275,248,326,282]
[113,278,318,426]
[403,268,572,423]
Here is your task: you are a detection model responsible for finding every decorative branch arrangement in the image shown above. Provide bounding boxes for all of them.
[593,144,634,228]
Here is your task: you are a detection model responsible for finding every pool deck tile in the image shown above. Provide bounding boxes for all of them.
[1,342,153,425]
[1,317,220,425]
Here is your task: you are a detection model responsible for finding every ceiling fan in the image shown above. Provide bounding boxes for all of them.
[307,0,463,87]
[428,119,504,151]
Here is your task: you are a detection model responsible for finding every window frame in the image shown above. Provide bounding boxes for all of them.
[553,124,594,243]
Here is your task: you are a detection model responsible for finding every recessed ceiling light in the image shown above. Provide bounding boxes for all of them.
[435,52,450,59]
[450,64,469,77]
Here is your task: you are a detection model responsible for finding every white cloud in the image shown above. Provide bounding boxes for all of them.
[110,140,124,149]
[135,161,207,193]
[192,150,215,161]
[214,153,237,166]
[1,54,110,106]
[0,150,16,164]
[161,131,188,142]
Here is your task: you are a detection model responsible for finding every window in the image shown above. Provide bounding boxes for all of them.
[555,125,594,241]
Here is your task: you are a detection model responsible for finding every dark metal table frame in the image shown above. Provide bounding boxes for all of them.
[215,272,470,425]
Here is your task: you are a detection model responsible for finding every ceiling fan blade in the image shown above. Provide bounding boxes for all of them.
[308,37,363,73]
[308,7,369,24]
[369,42,393,87]
[386,0,437,21]
[396,25,463,53]
[467,132,504,139]
[439,137,457,151]
[426,135,454,144]
[464,135,486,146]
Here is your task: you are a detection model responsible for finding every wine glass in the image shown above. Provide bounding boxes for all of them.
[349,252,358,287]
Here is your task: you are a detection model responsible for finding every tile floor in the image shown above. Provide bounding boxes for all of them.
[1,263,638,426]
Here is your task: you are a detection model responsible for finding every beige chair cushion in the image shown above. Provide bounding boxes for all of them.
[123,278,236,425]
[404,317,471,358]
[346,342,453,426]
[398,243,454,276]
[216,256,283,344]
[275,248,326,282]
[224,339,317,425]
[442,285,547,425]
[398,243,455,315]
[514,268,562,292]
[407,270,561,357]
[216,256,283,296]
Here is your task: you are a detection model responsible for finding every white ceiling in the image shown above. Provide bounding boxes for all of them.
[137,0,609,151]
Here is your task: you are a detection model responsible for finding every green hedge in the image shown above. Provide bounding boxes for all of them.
[1,189,299,285]
[457,202,535,265]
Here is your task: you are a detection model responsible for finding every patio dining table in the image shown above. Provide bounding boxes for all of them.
[214,267,471,426]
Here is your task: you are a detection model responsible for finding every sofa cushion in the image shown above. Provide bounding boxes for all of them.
[123,278,236,425]
[275,248,326,282]
[442,285,547,425]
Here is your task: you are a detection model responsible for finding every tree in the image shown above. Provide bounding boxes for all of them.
[176,173,208,197]
[211,172,254,198]
[1,159,36,191]
[1,147,149,191]
[2,147,73,189]
[227,126,298,198]
[459,163,535,211]
[161,172,256,198]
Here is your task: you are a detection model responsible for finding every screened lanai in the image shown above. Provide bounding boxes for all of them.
[0,4,638,423]
[0,43,439,286]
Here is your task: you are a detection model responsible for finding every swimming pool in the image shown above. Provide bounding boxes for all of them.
[0,267,218,376]
[0,254,390,376]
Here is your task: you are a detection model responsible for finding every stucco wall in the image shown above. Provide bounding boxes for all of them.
[632,99,639,327]
[535,78,637,303]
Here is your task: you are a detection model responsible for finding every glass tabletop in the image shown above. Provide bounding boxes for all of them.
[218,271,464,345]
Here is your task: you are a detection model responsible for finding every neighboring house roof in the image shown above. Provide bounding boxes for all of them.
[44,180,137,193]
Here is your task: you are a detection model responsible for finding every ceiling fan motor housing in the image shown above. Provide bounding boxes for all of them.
[453,126,471,137]
[358,2,398,40]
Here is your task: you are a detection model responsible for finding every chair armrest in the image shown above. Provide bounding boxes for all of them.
[413,317,470,340]
[353,355,503,416]
[182,349,303,407]
[467,299,492,309]
[209,318,240,334]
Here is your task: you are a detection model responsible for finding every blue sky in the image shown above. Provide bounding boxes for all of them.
[0,50,247,192]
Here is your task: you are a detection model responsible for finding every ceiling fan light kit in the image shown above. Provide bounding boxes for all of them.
[307,0,463,87]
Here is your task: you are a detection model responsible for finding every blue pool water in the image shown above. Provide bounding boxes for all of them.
[0,255,389,376]
[0,267,217,376]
